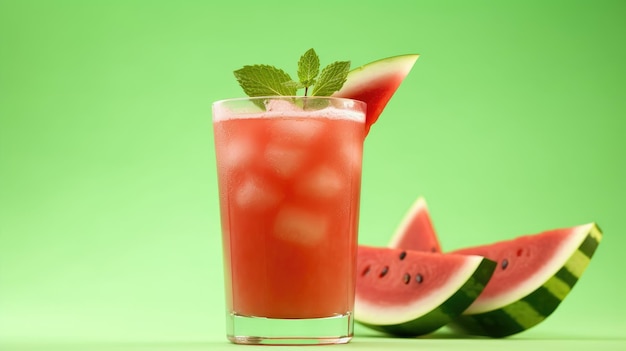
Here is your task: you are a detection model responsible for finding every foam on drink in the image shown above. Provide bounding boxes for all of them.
[213,98,366,123]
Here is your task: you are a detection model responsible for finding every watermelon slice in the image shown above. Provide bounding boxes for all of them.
[388,196,442,253]
[334,54,419,134]
[447,223,603,337]
[355,246,496,337]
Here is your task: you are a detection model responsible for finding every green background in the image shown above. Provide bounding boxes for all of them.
[1,0,625,349]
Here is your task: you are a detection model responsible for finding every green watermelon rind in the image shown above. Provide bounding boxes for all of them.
[340,54,420,89]
[356,256,497,337]
[448,223,603,337]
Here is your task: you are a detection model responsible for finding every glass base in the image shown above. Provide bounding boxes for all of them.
[226,312,354,345]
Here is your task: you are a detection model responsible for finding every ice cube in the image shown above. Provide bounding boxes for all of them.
[340,139,363,166]
[265,99,302,112]
[264,143,306,178]
[222,137,255,170]
[295,166,344,199]
[235,176,282,212]
[273,205,328,246]
[270,118,324,145]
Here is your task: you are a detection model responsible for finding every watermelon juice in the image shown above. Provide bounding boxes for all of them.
[212,97,365,342]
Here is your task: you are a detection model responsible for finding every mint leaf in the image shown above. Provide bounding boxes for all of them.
[311,61,351,96]
[283,80,305,90]
[234,65,297,97]
[298,48,320,88]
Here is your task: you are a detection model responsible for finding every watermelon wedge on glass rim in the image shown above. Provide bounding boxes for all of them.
[355,246,496,337]
[334,54,419,135]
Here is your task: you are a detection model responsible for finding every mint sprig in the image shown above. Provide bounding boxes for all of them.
[234,48,350,98]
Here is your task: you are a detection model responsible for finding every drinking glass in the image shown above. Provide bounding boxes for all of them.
[212,96,366,345]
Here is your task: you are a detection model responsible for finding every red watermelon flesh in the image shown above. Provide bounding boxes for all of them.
[388,196,442,253]
[334,54,419,135]
[450,223,600,314]
[355,245,495,335]
[384,199,603,336]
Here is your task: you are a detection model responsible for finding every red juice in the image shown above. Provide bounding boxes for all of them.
[213,99,365,319]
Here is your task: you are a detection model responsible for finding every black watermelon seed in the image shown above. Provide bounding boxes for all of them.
[415,273,424,284]
[399,251,407,260]
[403,273,411,284]
[501,259,509,270]
[361,265,371,276]
[379,266,389,278]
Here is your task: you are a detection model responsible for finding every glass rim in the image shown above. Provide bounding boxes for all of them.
[212,95,366,108]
